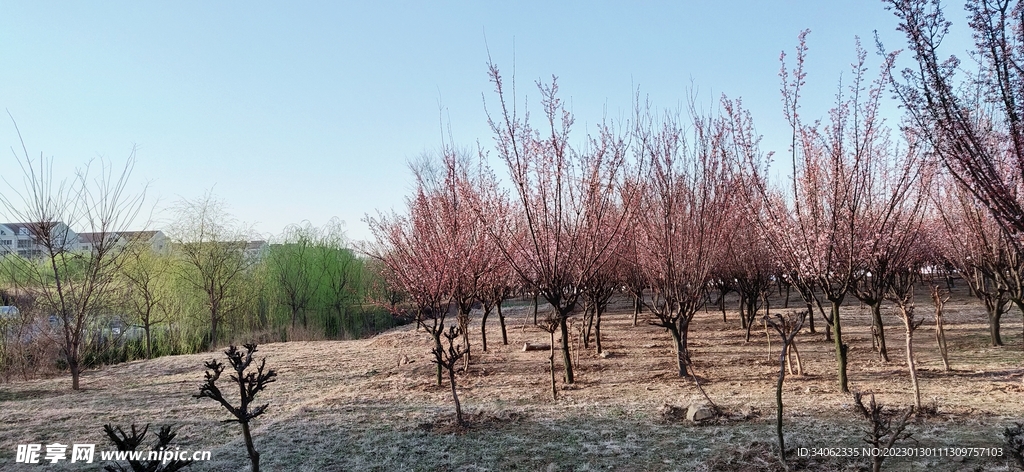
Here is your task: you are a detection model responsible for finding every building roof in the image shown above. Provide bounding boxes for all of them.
[77,231,163,245]
[0,222,70,237]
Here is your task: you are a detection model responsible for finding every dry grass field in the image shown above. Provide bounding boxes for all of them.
[1,282,1023,471]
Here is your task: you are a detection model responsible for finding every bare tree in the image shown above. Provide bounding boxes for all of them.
[764,310,806,464]
[0,125,144,390]
[433,324,468,426]
[930,285,952,370]
[195,344,276,472]
[887,270,927,408]
[853,392,914,472]
[102,423,192,472]
[538,315,561,400]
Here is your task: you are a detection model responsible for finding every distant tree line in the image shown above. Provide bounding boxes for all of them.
[0,182,401,387]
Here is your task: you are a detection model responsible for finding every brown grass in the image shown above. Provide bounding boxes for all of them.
[1,282,1022,471]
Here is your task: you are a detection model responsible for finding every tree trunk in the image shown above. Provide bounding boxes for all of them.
[70,357,80,391]
[989,306,1004,347]
[775,339,788,462]
[870,301,889,362]
[480,305,491,352]
[241,421,260,472]
[595,304,604,354]
[497,302,508,345]
[805,300,819,335]
[144,320,153,359]
[448,363,464,426]
[583,302,593,349]
[209,307,219,351]
[633,293,642,326]
[532,292,539,325]
[743,297,758,342]
[558,314,574,384]
[719,290,727,322]
[934,300,950,371]
[902,314,922,409]
[458,309,471,370]
[1015,301,1024,353]
[433,331,443,386]
[548,330,557,400]
[669,327,686,377]
[831,299,849,393]
[740,297,748,330]
[805,299,815,333]
[669,316,692,377]
[786,342,803,375]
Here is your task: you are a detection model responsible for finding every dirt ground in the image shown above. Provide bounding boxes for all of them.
[1,281,1022,471]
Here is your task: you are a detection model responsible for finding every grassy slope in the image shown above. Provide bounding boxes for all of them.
[1,284,1022,471]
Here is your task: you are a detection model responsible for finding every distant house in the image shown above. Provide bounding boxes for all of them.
[169,238,269,263]
[0,222,77,258]
[76,230,170,255]
[244,240,268,261]
[0,223,172,259]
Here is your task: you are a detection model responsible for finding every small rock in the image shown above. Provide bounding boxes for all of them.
[599,350,612,358]
[686,403,715,422]
[523,342,550,352]
[399,355,410,366]
[739,405,760,419]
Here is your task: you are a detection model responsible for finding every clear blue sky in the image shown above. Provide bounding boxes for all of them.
[0,1,972,243]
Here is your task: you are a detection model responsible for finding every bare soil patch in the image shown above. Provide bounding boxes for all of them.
[1,283,1022,470]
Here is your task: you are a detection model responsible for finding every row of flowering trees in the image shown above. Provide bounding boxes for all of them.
[366,0,1024,420]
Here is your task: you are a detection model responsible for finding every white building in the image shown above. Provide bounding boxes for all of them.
[0,222,77,258]
[76,230,170,255]
[0,223,170,258]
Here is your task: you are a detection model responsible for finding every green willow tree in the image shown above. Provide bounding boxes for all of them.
[266,219,364,338]
[169,193,258,350]
[118,243,174,359]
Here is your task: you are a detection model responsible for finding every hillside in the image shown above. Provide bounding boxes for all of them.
[1,286,1022,471]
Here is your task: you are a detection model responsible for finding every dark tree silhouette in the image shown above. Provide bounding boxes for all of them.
[853,392,914,472]
[195,343,276,472]
[764,310,806,464]
[433,324,469,426]
[102,423,192,472]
